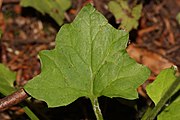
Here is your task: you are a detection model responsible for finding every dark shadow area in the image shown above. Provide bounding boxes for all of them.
[21,7,60,31]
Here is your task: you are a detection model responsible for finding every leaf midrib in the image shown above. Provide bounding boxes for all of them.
[88,23,128,97]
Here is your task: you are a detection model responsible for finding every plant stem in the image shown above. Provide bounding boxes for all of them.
[141,76,180,120]
[23,106,39,120]
[90,97,104,120]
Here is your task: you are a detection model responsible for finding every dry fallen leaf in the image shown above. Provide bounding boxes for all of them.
[127,44,174,75]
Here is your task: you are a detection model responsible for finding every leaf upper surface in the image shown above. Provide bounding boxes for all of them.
[146,68,180,105]
[158,95,180,120]
[24,4,150,107]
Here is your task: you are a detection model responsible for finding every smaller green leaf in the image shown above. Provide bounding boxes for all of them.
[142,68,180,120]
[118,0,130,11]
[132,4,142,20]
[0,64,39,120]
[108,1,142,31]
[20,0,71,25]
[146,67,179,105]
[0,64,16,95]
[108,1,125,19]
[158,95,180,120]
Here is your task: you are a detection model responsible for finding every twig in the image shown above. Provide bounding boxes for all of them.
[138,25,159,36]
[64,12,71,22]
[164,18,175,44]
[0,88,29,112]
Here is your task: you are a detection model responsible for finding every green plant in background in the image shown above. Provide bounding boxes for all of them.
[176,12,180,25]
[142,67,180,120]
[0,13,38,120]
[108,0,142,31]
[0,64,16,95]
[24,4,150,120]
[20,0,71,26]
[158,95,180,120]
[0,29,2,38]
[147,67,180,105]
[0,64,39,120]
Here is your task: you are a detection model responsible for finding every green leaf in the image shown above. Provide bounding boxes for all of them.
[0,64,39,119]
[176,12,180,25]
[24,4,150,107]
[158,95,180,120]
[142,68,180,120]
[0,64,39,120]
[20,0,71,25]
[0,64,16,95]
[0,29,2,38]
[108,1,142,31]
[146,67,179,105]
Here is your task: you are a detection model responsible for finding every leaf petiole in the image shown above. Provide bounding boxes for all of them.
[90,97,104,120]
